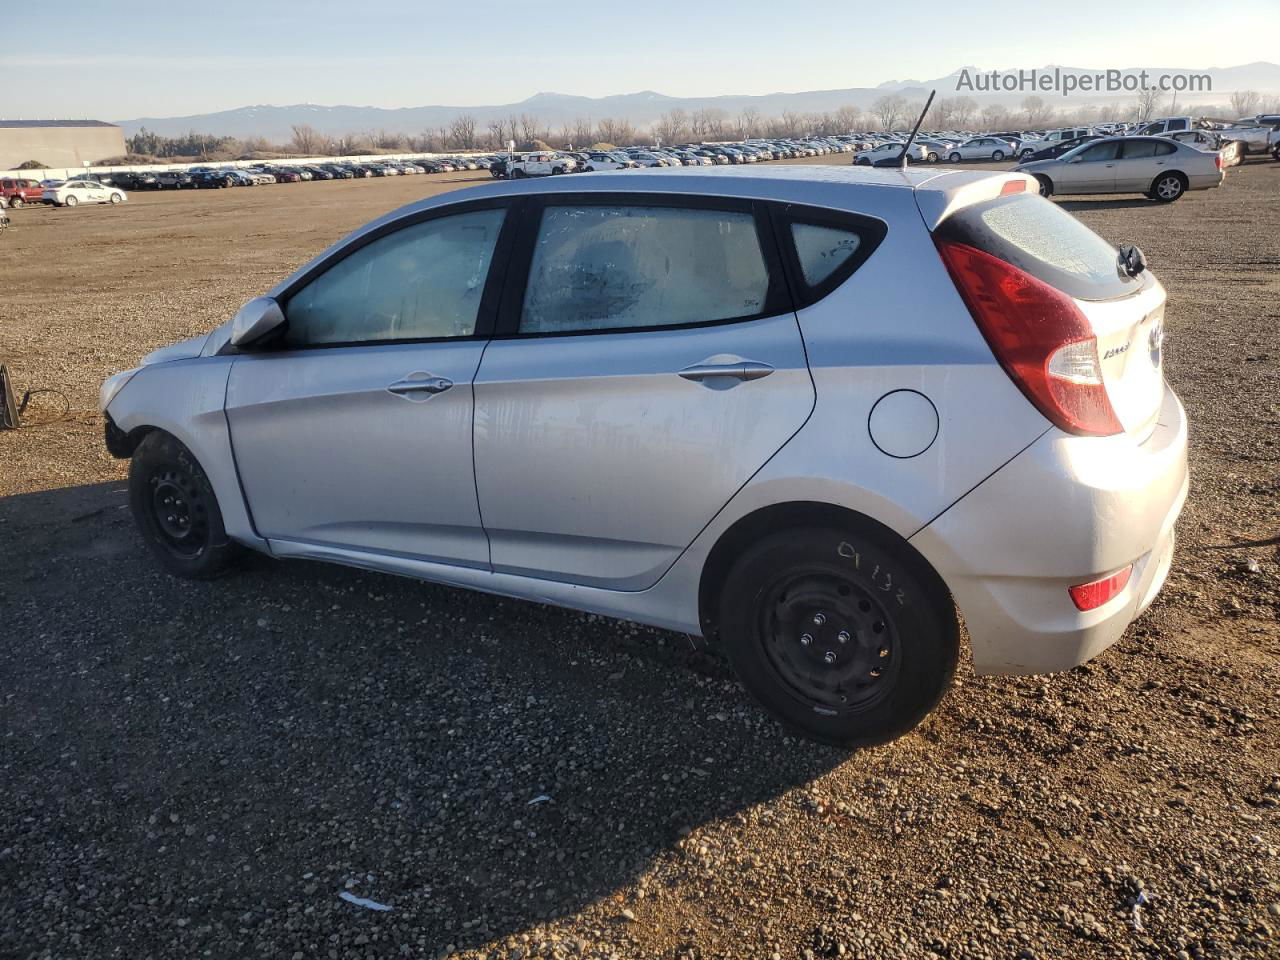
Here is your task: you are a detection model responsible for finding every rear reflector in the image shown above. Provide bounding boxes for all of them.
[1000,179,1026,195]
[934,239,1123,436]
[1069,566,1133,611]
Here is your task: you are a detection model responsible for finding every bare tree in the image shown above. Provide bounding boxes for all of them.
[519,114,542,144]
[736,107,761,139]
[871,95,907,131]
[1134,88,1162,124]
[833,104,862,133]
[595,117,635,147]
[486,120,506,150]
[980,103,1010,129]
[1021,96,1054,127]
[1229,89,1261,118]
[289,124,325,155]
[448,113,477,149]
[654,109,688,145]
[950,96,978,128]
[572,116,594,148]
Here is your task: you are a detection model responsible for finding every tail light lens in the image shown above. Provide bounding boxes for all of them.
[1215,153,1223,170]
[1069,565,1133,611]
[935,239,1122,436]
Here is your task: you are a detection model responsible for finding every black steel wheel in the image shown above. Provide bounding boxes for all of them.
[718,524,958,747]
[759,569,901,714]
[129,431,243,578]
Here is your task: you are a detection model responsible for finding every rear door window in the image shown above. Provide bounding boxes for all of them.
[934,194,1138,301]
[517,204,778,334]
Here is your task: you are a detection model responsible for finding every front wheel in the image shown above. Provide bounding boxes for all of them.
[1033,174,1053,198]
[948,152,961,163]
[991,149,1005,161]
[927,151,939,163]
[129,431,244,579]
[1150,172,1186,203]
[109,193,123,203]
[718,525,959,747]
[9,196,22,208]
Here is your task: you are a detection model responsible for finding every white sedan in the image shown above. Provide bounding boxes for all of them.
[945,137,1016,162]
[852,142,928,166]
[43,180,127,207]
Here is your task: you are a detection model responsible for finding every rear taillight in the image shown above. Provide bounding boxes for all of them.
[1215,153,1223,170]
[935,239,1122,436]
[1069,565,1133,611]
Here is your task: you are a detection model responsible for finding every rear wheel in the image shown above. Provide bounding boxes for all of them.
[717,525,959,747]
[129,431,244,579]
[992,149,1005,161]
[926,151,939,163]
[1150,172,1186,203]
[64,195,78,207]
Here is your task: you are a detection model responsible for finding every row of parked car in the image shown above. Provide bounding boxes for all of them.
[8,114,1278,210]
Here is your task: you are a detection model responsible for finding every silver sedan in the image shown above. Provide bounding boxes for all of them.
[1015,136,1224,202]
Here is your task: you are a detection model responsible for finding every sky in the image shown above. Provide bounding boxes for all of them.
[2,0,1276,120]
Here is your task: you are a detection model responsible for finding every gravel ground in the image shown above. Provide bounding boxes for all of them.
[1,158,1278,960]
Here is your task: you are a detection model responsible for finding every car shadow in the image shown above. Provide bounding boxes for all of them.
[1,481,849,954]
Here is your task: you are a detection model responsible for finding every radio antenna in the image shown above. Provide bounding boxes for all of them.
[898,89,937,169]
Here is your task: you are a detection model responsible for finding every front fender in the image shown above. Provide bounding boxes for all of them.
[105,356,266,550]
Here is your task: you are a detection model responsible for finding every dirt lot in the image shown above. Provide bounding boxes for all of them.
[2,158,1278,960]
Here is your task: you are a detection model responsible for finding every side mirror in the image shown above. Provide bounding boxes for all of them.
[230,296,285,348]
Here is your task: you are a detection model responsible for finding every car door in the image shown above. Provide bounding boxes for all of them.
[224,201,513,566]
[1114,138,1174,192]
[1060,140,1120,192]
[472,195,815,590]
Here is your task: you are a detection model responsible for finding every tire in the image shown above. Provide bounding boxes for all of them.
[1019,148,1034,159]
[927,151,939,163]
[109,193,122,203]
[552,166,564,175]
[9,196,22,208]
[991,150,1005,161]
[1150,172,1186,203]
[128,431,244,579]
[855,157,869,166]
[1033,175,1053,198]
[717,524,959,747]
[64,195,78,207]
[948,152,961,163]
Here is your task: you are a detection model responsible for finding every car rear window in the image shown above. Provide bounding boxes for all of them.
[934,194,1137,300]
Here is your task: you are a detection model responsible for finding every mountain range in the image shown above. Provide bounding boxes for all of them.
[116,62,1280,140]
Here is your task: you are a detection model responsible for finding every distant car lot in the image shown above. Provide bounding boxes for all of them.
[1,156,1277,960]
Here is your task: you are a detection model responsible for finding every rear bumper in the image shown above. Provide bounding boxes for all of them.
[911,384,1189,675]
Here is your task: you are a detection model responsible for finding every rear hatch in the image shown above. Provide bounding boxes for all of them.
[928,184,1165,440]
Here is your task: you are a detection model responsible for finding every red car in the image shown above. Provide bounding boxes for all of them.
[1,177,44,208]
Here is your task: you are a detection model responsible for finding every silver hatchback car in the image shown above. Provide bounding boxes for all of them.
[1015,135,1225,202]
[101,167,1188,746]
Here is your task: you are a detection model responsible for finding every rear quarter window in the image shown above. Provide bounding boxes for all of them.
[934,194,1138,301]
